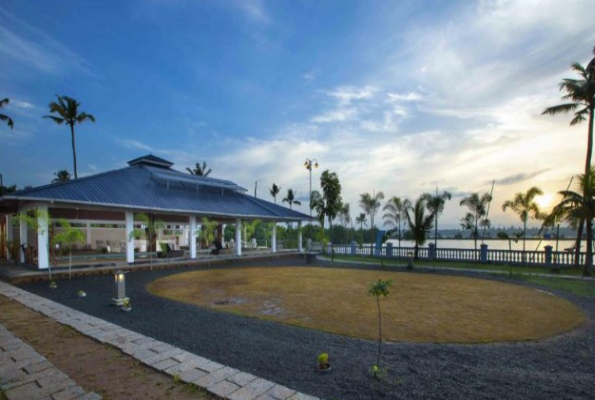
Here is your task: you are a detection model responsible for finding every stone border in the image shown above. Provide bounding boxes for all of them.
[0,281,320,400]
[0,320,101,400]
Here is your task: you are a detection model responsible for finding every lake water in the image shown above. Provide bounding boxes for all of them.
[386,239,576,252]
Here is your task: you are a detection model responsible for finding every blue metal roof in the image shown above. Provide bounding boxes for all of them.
[2,156,310,221]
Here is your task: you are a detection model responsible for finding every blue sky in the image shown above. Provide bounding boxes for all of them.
[1,0,593,228]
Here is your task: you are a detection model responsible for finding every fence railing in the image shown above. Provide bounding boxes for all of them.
[327,242,586,268]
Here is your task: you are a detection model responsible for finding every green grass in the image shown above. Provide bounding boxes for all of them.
[517,276,595,298]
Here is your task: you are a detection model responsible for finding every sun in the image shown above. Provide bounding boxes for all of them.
[535,193,555,211]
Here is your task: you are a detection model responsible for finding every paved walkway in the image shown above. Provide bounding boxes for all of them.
[0,321,101,400]
[0,281,319,400]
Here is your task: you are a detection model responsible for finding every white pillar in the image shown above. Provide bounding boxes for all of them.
[5,215,12,260]
[189,215,197,259]
[86,222,91,246]
[221,224,226,246]
[272,221,277,253]
[126,211,135,263]
[298,221,303,253]
[36,205,49,270]
[19,214,27,263]
[235,218,242,256]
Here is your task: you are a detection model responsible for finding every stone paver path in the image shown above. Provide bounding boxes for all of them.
[0,281,320,400]
[0,322,101,400]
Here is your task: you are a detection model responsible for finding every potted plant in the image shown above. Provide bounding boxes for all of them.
[121,298,131,312]
[316,352,331,372]
[77,290,87,298]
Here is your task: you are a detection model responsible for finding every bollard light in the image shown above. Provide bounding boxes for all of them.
[111,270,129,306]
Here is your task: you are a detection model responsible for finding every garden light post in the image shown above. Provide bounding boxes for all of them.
[303,158,319,219]
[111,270,129,306]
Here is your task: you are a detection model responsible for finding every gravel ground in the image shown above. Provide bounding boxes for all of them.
[17,258,595,400]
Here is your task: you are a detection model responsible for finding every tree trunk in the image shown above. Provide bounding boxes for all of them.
[584,218,593,277]
[70,123,77,179]
[575,218,584,269]
[376,297,382,366]
[522,220,527,265]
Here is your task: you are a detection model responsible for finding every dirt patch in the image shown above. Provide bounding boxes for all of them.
[0,295,214,400]
[147,266,586,343]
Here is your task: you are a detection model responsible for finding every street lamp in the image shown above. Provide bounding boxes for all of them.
[303,158,319,219]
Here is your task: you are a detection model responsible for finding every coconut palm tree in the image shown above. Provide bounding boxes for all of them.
[359,192,385,253]
[339,203,351,227]
[460,192,492,253]
[501,186,544,262]
[52,170,71,184]
[421,190,451,255]
[356,213,367,233]
[551,167,595,276]
[310,170,342,262]
[382,197,411,248]
[0,98,14,129]
[269,183,281,204]
[406,196,434,260]
[44,95,95,179]
[186,161,212,177]
[282,188,301,209]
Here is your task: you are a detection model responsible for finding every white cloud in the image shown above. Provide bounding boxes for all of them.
[321,85,377,106]
[11,100,33,109]
[311,108,357,124]
[387,92,423,102]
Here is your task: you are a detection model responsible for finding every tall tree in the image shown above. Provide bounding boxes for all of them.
[282,188,301,209]
[359,191,385,253]
[269,183,281,204]
[406,196,434,259]
[383,196,411,248]
[0,98,14,129]
[339,203,351,227]
[421,190,451,255]
[460,192,492,253]
[501,186,544,261]
[542,50,595,272]
[310,170,342,262]
[356,213,367,233]
[52,170,71,184]
[44,95,95,179]
[551,167,595,276]
[186,161,212,177]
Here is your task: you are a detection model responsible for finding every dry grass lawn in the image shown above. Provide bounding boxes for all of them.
[147,267,585,343]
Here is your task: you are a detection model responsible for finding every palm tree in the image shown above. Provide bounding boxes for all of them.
[383,197,411,248]
[282,188,301,209]
[339,203,351,227]
[44,95,95,179]
[359,191,385,254]
[310,170,342,262]
[501,186,544,262]
[186,161,212,177]
[406,196,434,260]
[0,98,14,129]
[356,213,367,233]
[269,183,281,204]
[460,192,492,253]
[52,170,71,184]
[551,167,595,276]
[421,190,451,255]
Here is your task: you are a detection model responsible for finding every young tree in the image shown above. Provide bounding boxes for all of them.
[282,188,301,209]
[460,192,492,253]
[501,186,544,263]
[53,219,85,279]
[310,170,342,262]
[367,278,393,377]
[129,213,165,270]
[359,192,385,254]
[356,213,367,233]
[383,197,411,248]
[186,161,212,177]
[0,97,14,129]
[44,95,95,179]
[406,196,434,260]
[421,190,451,256]
[52,170,72,183]
[269,183,281,204]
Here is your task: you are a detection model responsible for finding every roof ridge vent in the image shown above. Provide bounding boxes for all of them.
[127,154,174,168]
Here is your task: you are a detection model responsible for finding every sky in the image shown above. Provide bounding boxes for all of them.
[0,0,594,229]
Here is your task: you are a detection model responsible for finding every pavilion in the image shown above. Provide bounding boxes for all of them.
[0,155,311,269]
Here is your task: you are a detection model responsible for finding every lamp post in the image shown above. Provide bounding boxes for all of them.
[303,158,319,219]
